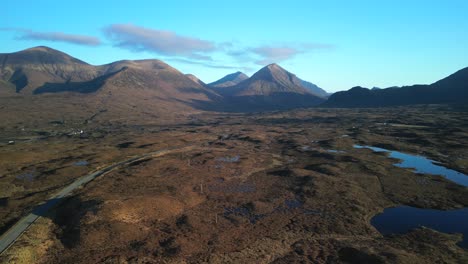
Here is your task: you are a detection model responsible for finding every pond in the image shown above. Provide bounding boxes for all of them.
[73,160,89,166]
[16,171,36,181]
[371,206,468,248]
[217,155,240,163]
[354,145,468,187]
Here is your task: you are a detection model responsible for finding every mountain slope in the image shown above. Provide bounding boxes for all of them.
[33,58,220,111]
[98,60,219,103]
[0,47,218,102]
[299,79,329,98]
[220,64,311,96]
[323,67,468,107]
[0,46,99,93]
[0,47,223,126]
[185,74,206,86]
[208,71,248,88]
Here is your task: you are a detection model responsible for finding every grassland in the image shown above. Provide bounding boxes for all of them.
[0,105,467,263]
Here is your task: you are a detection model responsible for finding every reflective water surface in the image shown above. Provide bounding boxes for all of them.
[354,145,468,187]
[371,206,468,248]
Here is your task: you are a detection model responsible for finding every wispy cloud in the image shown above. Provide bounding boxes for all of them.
[2,24,333,71]
[1,28,101,46]
[167,58,253,72]
[168,41,333,71]
[103,24,216,60]
[246,43,334,65]
[250,46,300,65]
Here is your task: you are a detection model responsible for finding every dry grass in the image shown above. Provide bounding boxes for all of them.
[1,105,467,263]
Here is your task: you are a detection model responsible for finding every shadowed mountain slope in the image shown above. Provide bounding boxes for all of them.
[1,47,332,119]
[299,79,329,98]
[0,46,99,93]
[324,67,468,107]
[185,74,206,86]
[194,64,325,112]
[0,47,222,126]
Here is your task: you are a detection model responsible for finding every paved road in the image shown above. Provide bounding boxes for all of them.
[0,146,191,255]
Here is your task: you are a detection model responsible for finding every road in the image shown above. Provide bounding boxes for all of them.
[0,145,192,255]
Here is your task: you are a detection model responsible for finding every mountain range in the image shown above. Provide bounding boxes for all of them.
[0,46,328,115]
[208,69,328,99]
[0,47,221,126]
[199,64,326,111]
[324,67,468,107]
[0,46,466,119]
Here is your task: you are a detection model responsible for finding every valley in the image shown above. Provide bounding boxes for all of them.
[0,105,467,263]
[0,46,467,263]
[2,1,468,262]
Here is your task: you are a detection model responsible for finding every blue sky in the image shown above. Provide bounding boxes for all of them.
[2,0,468,92]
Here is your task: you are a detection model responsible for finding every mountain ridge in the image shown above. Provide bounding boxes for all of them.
[208,71,249,88]
[324,67,468,107]
[219,64,317,96]
[202,63,325,111]
[0,46,220,124]
[0,46,98,93]
[3,46,465,112]
[298,79,328,98]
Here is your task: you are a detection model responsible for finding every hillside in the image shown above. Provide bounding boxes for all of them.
[185,74,206,86]
[0,47,221,127]
[0,46,99,94]
[299,79,329,98]
[324,67,468,107]
[205,64,325,111]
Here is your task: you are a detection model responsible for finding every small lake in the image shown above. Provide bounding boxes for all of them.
[371,206,468,248]
[73,160,89,166]
[16,171,36,181]
[354,145,468,187]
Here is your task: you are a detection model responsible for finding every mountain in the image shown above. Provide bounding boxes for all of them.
[185,74,206,86]
[370,86,398,90]
[323,67,468,107]
[0,47,325,117]
[0,46,99,94]
[33,58,218,98]
[298,79,329,98]
[0,47,217,99]
[0,47,221,125]
[219,64,319,96]
[208,71,248,88]
[203,64,325,111]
